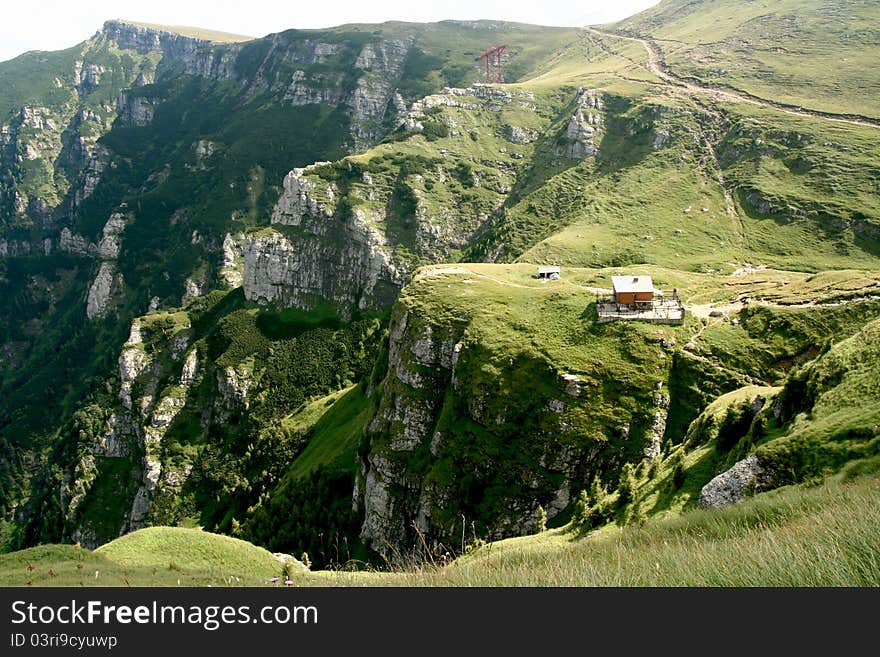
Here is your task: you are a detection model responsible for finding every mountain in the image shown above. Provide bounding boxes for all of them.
[0,1,878,576]
[615,0,880,120]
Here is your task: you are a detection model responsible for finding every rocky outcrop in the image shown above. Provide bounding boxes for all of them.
[217,363,253,411]
[243,224,402,317]
[111,314,197,532]
[100,20,239,80]
[117,92,156,127]
[503,124,539,145]
[403,84,524,132]
[284,70,345,107]
[356,303,603,562]
[645,383,668,460]
[348,39,411,148]
[82,212,130,319]
[244,168,404,316]
[72,144,110,209]
[699,455,773,508]
[557,88,604,159]
[182,275,209,304]
[358,309,464,556]
[270,167,335,225]
[0,238,53,257]
[96,212,129,258]
[220,232,245,288]
[0,28,164,233]
[85,261,118,319]
[59,228,90,255]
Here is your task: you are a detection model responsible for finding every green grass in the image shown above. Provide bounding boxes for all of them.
[519,95,880,273]
[617,0,880,119]
[305,469,880,586]
[0,528,296,587]
[754,317,880,481]
[94,527,285,579]
[7,471,877,586]
[284,385,371,479]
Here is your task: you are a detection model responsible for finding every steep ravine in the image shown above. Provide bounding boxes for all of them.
[352,272,672,561]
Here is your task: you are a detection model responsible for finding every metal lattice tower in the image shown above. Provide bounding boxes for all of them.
[478,44,507,83]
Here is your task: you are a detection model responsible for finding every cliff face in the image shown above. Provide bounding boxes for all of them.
[242,84,570,316]
[99,21,239,80]
[242,169,403,316]
[353,268,671,561]
[0,37,155,234]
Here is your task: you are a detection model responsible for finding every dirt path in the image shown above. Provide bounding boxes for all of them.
[588,28,880,131]
[420,265,538,289]
[420,265,611,295]
[688,293,880,320]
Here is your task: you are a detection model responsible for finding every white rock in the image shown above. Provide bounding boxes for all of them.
[96,212,128,259]
[86,262,117,319]
[180,349,199,385]
[699,455,769,508]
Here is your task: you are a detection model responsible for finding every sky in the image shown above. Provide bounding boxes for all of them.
[0,0,660,63]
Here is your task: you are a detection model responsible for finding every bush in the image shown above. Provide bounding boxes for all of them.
[454,161,474,187]
[717,400,756,452]
[571,490,590,528]
[421,120,449,141]
[535,506,547,534]
[617,463,636,506]
[672,457,686,490]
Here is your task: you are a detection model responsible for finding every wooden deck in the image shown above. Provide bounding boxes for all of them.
[596,298,685,324]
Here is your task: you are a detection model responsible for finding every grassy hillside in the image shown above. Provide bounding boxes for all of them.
[376,467,880,586]
[0,527,294,586]
[523,98,880,272]
[755,316,880,481]
[615,0,880,119]
[119,20,254,42]
[292,63,880,275]
[341,262,880,558]
[2,1,880,580]
[95,527,287,578]
[4,468,877,586]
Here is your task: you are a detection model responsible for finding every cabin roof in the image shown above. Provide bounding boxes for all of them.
[538,265,561,274]
[611,275,654,294]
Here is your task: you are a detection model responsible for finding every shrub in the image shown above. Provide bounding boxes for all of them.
[421,120,449,141]
[454,161,474,187]
[571,490,590,527]
[672,458,686,490]
[535,506,547,534]
[717,400,755,452]
[617,463,636,506]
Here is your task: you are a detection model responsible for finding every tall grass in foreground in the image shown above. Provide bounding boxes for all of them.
[314,475,880,586]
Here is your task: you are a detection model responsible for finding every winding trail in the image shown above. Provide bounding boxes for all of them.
[588,28,880,131]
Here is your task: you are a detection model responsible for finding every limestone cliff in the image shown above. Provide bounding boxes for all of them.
[243,167,404,316]
[556,87,605,159]
[353,271,665,561]
[242,84,555,316]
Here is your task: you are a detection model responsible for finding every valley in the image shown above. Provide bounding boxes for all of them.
[0,0,878,585]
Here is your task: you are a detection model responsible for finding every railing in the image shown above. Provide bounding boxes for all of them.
[595,295,685,324]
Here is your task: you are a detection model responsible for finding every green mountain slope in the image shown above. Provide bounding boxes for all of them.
[3,468,877,586]
[615,0,880,119]
[0,0,879,581]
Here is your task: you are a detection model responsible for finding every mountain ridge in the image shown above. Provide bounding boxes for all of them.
[0,0,878,577]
